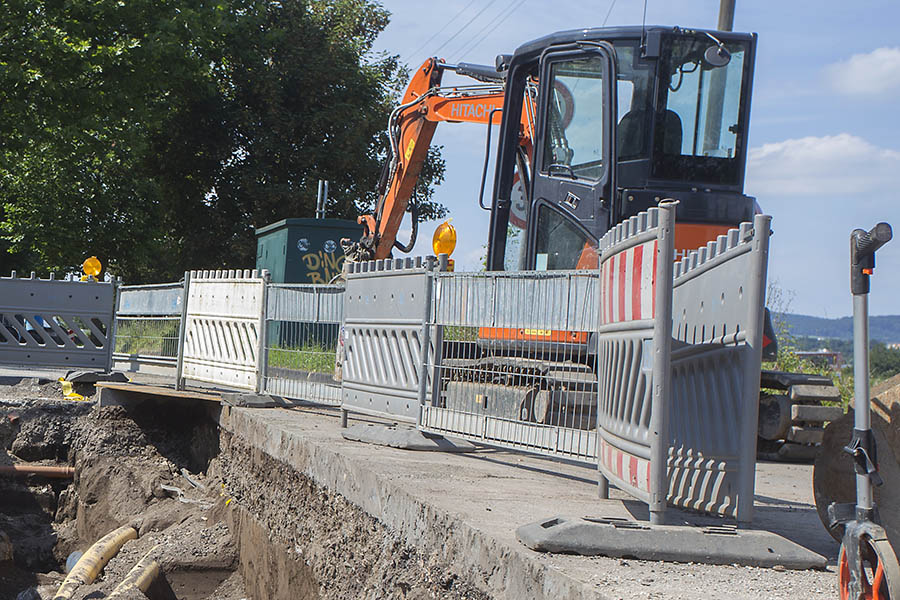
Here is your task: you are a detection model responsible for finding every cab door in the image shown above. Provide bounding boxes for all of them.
[527,44,617,270]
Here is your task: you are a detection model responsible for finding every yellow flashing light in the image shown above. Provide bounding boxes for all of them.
[82,256,102,277]
[432,220,457,257]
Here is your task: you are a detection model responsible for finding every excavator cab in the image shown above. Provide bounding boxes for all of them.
[486,26,758,271]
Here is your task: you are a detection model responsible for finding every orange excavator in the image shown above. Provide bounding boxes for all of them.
[349,25,838,460]
[350,57,535,261]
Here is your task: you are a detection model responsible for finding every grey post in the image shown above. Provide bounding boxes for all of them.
[107,277,122,373]
[736,213,772,524]
[256,270,271,394]
[174,271,191,390]
[853,293,872,512]
[415,256,437,428]
[648,200,677,525]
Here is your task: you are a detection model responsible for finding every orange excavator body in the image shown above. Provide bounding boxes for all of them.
[359,58,534,259]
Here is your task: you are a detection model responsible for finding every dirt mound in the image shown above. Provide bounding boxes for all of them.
[814,374,900,551]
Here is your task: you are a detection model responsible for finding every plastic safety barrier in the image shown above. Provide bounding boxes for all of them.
[596,203,677,524]
[0,272,116,371]
[179,270,267,392]
[667,214,771,523]
[340,257,437,423]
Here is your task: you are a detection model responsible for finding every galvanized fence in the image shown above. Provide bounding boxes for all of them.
[667,214,771,524]
[114,282,184,375]
[595,203,676,524]
[420,269,600,463]
[262,283,344,405]
[0,272,116,371]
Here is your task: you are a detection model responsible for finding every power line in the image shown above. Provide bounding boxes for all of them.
[431,0,502,58]
[452,0,528,62]
[602,0,618,26]
[402,0,480,63]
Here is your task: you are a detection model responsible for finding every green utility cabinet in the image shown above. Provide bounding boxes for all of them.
[255,218,363,284]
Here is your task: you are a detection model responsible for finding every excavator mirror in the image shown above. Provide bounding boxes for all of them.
[703,44,731,67]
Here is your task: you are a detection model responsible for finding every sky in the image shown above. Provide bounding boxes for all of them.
[369,0,900,318]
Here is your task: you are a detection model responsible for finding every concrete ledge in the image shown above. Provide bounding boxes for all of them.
[215,405,839,600]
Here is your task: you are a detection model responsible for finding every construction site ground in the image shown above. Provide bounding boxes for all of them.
[0,369,841,599]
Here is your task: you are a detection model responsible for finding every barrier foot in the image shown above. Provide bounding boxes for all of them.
[341,409,349,429]
[597,475,609,499]
[516,516,827,569]
[341,423,477,452]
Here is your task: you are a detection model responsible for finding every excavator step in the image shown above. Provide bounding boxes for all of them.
[790,384,841,402]
[786,425,825,445]
[791,404,844,423]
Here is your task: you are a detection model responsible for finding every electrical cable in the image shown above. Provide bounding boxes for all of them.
[602,0,618,26]
[452,0,528,62]
[431,0,501,58]
[402,0,480,63]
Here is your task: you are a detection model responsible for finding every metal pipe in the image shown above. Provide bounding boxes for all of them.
[0,464,75,478]
[718,0,735,31]
[853,293,872,512]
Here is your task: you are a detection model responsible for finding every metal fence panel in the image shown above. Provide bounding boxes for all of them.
[596,205,676,523]
[180,270,266,391]
[263,284,344,405]
[0,273,116,370]
[341,258,435,423]
[420,269,601,463]
[667,214,771,523]
[113,283,184,372]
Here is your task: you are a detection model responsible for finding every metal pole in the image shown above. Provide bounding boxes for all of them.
[718,0,735,31]
[174,271,191,391]
[107,277,122,373]
[323,180,329,218]
[648,200,677,525]
[256,270,270,395]
[415,256,436,430]
[853,293,872,512]
[316,180,324,219]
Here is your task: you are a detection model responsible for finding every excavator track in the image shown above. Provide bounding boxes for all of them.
[757,369,844,462]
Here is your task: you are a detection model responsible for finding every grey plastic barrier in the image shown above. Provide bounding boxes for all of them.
[113,282,184,373]
[419,269,600,463]
[262,283,344,405]
[596,203,677,525]
[178,270,268,392]
[667,214,771,524]
[0,272,117,371]
[340,257,436,423]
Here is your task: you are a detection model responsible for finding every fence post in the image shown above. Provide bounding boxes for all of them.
[415,256,437,429]
[174,271,191,391]
[106,277,122,373]
[256,270,270,395]
[648,200,677,525]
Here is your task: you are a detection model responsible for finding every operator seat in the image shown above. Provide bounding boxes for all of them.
[617,109,683,158]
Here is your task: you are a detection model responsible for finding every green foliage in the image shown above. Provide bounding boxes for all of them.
[871,342,900,381]
[0,0,446,281]
[267,345,335,373]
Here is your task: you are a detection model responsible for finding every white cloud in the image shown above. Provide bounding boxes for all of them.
[825,47,900,95]
[746,133,900,196]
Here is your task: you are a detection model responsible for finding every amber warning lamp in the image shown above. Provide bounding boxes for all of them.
[82,256,102,280]
[432,220,457,256]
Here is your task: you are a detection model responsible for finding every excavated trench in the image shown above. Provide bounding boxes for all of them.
[0,379,490,600]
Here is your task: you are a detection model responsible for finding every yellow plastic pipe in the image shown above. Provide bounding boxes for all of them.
[53,525,138,600]
[107,545,162,598]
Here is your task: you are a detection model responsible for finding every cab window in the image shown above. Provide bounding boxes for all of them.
[534,205,598,270]
[541,57,607,181]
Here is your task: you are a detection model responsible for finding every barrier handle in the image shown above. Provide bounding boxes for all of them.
[850,223,891,296]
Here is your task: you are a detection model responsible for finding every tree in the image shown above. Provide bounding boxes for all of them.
[0,0,446,282]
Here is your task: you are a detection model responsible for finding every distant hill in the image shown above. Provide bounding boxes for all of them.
[777,313,900,344]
